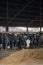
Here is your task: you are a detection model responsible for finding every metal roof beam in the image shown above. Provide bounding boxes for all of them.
[8,0,34,25]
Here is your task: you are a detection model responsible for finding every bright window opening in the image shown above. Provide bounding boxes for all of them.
[0,26,6,32]
[9,27,27,32]
[28,27,40,32]
[41,27,43,32]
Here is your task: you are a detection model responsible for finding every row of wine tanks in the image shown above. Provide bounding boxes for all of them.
[0,32,43,49]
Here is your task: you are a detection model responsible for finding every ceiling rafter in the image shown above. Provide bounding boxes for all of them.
[8,0,34,25]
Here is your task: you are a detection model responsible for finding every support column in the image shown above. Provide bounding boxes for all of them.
[39,0,42,47]
[27,27,28,32]
[40,27,41,34]
[6,25,8,32]
[6,0,8,32]
[40,0,41,34]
